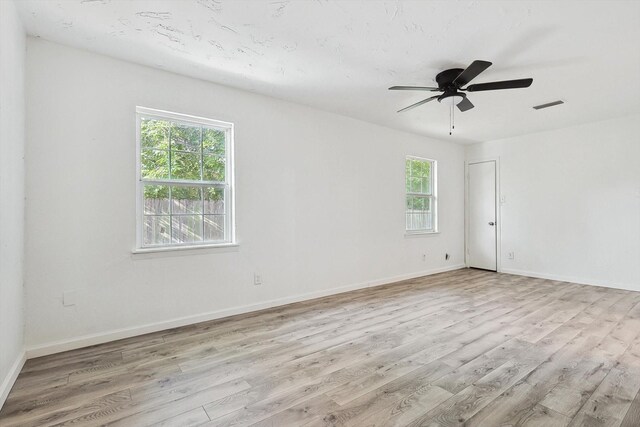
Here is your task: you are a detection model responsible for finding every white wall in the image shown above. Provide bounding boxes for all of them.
[24,39,465,354]
[0,0,26,407]
[466,115,640,290]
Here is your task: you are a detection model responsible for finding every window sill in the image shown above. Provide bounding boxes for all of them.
[405,231,440,238]
[132,243,239,257]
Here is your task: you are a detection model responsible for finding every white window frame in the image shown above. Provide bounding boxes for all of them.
[135,106,235,251]
[405,156,438,235]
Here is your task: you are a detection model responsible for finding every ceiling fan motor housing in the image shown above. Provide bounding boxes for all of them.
[436,68,467,103]
[436,68,465,91]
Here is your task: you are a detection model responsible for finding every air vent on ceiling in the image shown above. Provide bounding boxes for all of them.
[533,100,564,110]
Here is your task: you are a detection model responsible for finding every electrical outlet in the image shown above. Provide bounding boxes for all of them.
[507,252,515,260]
[422,253,427,262]
[445,253,450,260]
[500,195,506,204]
[254,274,263,286]
[63,290,76,306]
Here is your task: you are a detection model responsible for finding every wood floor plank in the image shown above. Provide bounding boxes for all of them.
[57,379,249,426]
[621,389,640,427]
[462,294,640,426]
[2,269,639,427]
[0,389,132,427]
[568,333,640,427]
[404,356,548,427]
[0,361,182,425]
[314,361,456,426]
[153,406,210,427]
[347,384,454,427]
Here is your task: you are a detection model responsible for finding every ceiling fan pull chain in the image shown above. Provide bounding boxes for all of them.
[452,97,455,130]
[449,97,455,135]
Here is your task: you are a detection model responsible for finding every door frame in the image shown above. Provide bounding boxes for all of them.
[465,157,501,272]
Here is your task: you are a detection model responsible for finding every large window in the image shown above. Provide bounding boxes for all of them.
[406,156,437,233]
[136,107,234,249]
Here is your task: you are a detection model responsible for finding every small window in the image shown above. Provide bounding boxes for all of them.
[136,107,234,249]
[405,156,437,233]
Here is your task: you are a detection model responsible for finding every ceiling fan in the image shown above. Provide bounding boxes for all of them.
[389,60,533,113]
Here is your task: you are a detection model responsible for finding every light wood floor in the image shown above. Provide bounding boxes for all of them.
[2,269,640,427]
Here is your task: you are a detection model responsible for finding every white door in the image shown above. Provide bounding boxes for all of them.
[468,161,497,271]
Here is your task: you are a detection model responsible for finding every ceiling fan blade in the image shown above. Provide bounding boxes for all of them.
[397,95,439,113]
[457,97,474,112]
[466,78,533,92]
[453,60,492,87]
[389,86,441,91]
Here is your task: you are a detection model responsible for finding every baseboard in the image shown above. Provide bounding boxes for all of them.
[0,349,26,410]
[500,268,639,293]
[25,264,465,359]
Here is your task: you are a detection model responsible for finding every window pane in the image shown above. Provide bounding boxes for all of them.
[406,195,433,231]
[172,215,203,244]
[406,212,433,231]
[143,215,171,245]
[410,177,422,193]
[141,149,169,179]
[408,195,419,211]
[143,185,170,215]
[140,118,170,150]
[203,127,226,155]
[204,215,225,241]
[406,195,431,212]
[424,160,432,177]
[171,151,201,180]
[424,161,431,177]
[411,159,422,176]
[203,155,225,182]
[406,158,432,195]
[422,177,431,195]
[204,187,225,214]
[172,186,202,214]
[170,123,201,153]
[408,159,431,178]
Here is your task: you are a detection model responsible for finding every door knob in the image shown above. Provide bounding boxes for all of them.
[488,222,495,226]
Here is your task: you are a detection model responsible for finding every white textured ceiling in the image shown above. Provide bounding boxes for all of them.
[16,0,640,144]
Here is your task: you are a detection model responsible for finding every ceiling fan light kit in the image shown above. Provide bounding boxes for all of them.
[389,60,534,135]
[438,93,465,105]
